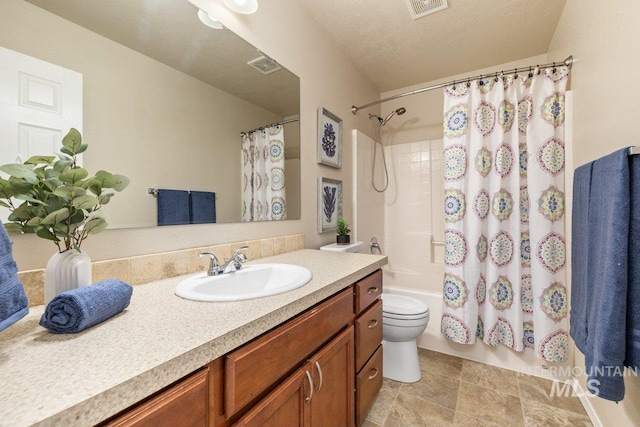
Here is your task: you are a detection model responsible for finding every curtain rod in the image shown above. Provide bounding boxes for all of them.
[241,117,299,136]
[351,55,573,115]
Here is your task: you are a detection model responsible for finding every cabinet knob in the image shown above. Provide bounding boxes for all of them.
[367,287,379,295]
[367,319,379,329]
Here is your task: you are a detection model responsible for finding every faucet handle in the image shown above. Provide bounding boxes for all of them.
[232,245,249,259]
[199,252,221,276]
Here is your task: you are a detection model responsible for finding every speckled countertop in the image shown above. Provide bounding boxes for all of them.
[0,249,386,427]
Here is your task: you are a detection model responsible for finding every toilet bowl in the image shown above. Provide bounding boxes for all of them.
[381,293,430,383]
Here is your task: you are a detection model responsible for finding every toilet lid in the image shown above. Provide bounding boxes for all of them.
[381,293,429,316]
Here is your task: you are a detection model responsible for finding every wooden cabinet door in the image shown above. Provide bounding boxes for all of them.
[309,327,355,427]
[232,368,311,427]
[102,368,208,427]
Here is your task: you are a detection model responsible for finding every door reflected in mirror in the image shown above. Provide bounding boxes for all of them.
[0,0,301,229]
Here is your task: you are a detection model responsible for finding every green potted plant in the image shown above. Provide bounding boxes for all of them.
[0,128,129,302]
[336,218,351,245]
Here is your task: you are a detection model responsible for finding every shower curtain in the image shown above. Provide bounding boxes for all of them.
[241,125,286,222]
[441,66,570,362]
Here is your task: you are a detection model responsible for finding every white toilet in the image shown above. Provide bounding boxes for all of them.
[381,293,430,383]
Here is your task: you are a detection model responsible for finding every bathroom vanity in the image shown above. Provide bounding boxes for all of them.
[0,249,386,427]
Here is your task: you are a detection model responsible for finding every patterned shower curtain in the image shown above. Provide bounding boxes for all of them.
[441,65,570,362]
[241,125,286,221]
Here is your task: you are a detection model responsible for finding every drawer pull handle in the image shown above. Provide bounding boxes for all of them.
[368,368,379,380]
[305,370,314,403]
[314,361,323,392]
[367,319,379,329]
[367,287,379,295]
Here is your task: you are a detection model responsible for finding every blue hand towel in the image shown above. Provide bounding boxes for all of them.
[570,147,632,402]
[39,279,133,334]
[157,189,190,226]
[0,225,29,333]
[189,191,216,224]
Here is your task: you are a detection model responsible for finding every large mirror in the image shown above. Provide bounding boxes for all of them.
[0,0,300,228]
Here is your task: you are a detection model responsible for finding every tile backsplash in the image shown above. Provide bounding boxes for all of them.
[18,233,305,307]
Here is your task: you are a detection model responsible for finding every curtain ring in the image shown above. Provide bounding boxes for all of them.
[452,79,456,90]
[479,74,483,86]
[466,79,471,88]
[494,72,499,82]
[514,68,518,79]
[552,62,557,74]
[528,66,533,78]
[535,65,540,75]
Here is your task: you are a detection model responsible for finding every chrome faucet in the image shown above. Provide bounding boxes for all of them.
[199,252,222,276]
[221,245,249,274]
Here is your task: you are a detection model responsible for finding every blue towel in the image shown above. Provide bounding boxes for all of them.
[627,154,640,368]
[570,147,638,401]
[157,189,190,226]
[189,191,216,224]
[39,279,133,334]
[0,225,29,332]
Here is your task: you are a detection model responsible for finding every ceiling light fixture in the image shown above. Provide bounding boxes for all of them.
[197,9,224,29]
[223,0,258,15]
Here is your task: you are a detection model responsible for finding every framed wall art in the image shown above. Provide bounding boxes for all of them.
[317,177,343,233]
[317,108,342,168]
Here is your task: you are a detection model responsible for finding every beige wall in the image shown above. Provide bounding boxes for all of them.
[5,0,379,270]
[548,0,640,425]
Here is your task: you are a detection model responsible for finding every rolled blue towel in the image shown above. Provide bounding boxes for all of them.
[39,279,133,334]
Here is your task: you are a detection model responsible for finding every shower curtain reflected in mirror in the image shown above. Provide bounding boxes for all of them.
[241,125,286,222]
[441,66,571,362]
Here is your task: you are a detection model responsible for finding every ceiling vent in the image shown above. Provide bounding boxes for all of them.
[405,0,448,20]
[247,55,281,75]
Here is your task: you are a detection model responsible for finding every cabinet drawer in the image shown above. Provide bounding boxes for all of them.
[354,270,382,314]
[102,368,208,427]
[225,287,354,416]
[355,345,382,427]
[355,299,382,372]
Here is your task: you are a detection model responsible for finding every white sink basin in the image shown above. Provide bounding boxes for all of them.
[175,263,313,302]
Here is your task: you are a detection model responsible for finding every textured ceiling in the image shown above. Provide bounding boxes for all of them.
[297,0,567,92]
[25,0,300,117]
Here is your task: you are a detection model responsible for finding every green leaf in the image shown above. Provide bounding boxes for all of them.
[72,195,99,210]
[14,194,46,205]
[84,217,108,234]
[60,146,73,156]
[36,227,60,242]
[98,193,112,205]
[53,186,86,200]
[59,168,89,185]
[112,174,130,192]
[62,128,83,153]
[25,155,55,165]
[0,200,10,208]
[4,223,23,234]
[0,164,37,184]
[95,170,116,188]
[75,144,88,154]
[68,210,85,225]
[9,203,35,220]
[41,207,70,225]
[53,158,73,173]
[26,217,42,226]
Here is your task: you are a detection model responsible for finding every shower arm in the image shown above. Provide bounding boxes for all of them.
[351,55,573,114]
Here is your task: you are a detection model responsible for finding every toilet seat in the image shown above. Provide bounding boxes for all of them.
[381,294,429,317]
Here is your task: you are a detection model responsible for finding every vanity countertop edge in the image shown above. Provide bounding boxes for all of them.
[0,249,387,427]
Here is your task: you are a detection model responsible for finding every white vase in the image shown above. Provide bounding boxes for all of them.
[44,249,92,304]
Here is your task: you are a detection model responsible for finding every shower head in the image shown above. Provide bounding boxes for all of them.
[381,107,407,126]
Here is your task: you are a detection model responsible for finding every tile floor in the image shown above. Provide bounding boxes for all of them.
[363,348,593,427]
